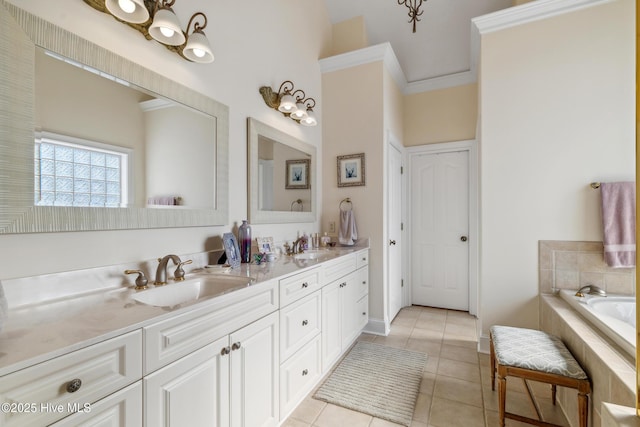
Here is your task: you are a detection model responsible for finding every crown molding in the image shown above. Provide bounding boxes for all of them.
[321,0,613,94]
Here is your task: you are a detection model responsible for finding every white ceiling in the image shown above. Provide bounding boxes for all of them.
[322,0,514,84]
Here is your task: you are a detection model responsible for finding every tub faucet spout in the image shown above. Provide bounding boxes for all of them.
[575,284,607,297]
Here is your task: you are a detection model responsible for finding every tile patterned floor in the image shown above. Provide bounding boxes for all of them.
[282,306,570,427]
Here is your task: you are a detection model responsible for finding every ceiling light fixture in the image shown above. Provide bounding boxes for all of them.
[85,0,214,63]
[259,81,318,127]
[397,0,426,33]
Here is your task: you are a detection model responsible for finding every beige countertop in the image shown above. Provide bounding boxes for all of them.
[0,244,368,376]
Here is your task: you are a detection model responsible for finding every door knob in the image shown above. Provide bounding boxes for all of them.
[460,236,468,242]
[389,240,396,245]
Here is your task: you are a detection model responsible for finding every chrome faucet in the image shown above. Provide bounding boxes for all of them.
[575,284,607,297]
[155,254,185,285]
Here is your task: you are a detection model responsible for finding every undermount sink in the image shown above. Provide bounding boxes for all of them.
[132,275,253,307]
[293,250,332,261]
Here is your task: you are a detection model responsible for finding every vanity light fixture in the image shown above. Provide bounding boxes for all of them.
[85,0,214,63]
[259,80,318,127]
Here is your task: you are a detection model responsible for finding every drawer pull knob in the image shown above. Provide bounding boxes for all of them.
[301,282,309,288]
[66,379,82,393]
[221,346,231,355]
[232,342,242,351]
[302,320,309,326]
[362,312,367,316]
[302,369,308,376]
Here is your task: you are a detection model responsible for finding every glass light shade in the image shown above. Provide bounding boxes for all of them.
[105,0,149,23]
[149,8,186,46]
[290,102,308,120]
[278,94,296,113]
[183,31,214,63]
[300,109,318,126]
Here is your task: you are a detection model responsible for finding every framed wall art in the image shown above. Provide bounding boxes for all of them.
[337,153,365,187]
[286,159,310,189]
[256,236,275,254]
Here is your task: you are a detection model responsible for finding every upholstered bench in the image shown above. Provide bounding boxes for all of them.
[489,325,591,427]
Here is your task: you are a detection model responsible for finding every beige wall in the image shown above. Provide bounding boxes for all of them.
[404,84,478,146]
[1,0,331,279]
[478,0,634,344]
[322,62,386,322]
[330,16,369,56]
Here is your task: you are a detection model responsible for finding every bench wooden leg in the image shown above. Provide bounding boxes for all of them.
[578,392,589,427]
[490,335,496,391]
[498,373,507,427]
[551,384,556,405]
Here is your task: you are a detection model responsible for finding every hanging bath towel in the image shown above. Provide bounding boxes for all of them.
[339,208,358,246]
[600,182,636,268]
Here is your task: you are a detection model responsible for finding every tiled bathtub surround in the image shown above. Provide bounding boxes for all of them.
[538,241,636,427]
[539,241,635,296]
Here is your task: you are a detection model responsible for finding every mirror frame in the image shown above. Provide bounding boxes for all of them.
[247,118,316,224]
[0,1,228,233]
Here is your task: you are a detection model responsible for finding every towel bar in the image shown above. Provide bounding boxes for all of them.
[339,198,352,211]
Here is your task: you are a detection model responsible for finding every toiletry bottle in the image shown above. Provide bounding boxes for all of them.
[238,220,251,263]
[320,232,330,247]
[302,232,309,250]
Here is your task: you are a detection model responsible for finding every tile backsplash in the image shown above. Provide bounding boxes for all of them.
[539,240,635,295]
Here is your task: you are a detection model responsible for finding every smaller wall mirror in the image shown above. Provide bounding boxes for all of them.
[247,118,316,224]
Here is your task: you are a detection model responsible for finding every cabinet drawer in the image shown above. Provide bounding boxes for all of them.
[51,381,142,427]
[323,254,356,284]
[280,291,321,362]
[144,279,278,374]
[356,250,369,269]
[279,335,321,418]
[0,330,142,427]
[279,267,322,307]
[356,267,368,301]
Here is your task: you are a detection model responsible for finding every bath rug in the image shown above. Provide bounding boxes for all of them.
[313,341,427,426]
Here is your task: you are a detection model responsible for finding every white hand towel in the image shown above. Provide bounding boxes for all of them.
[339,209,358,246]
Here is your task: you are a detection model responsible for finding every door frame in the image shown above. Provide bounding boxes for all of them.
[385,130,407,327]
[405,140,479,316]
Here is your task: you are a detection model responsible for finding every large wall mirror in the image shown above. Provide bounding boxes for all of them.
[247,118,316,224]
[0,1,228,233]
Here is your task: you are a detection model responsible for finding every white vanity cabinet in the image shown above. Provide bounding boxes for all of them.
[142,280,280,427]
[321,249,369,372]
[0,330,142,427]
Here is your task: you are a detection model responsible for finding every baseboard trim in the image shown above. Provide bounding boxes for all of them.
[478,333,491,354]
[363,318,389,336]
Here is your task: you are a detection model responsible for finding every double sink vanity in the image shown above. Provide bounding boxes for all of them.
[0,245,369,426]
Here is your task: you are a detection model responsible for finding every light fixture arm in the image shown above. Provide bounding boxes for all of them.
[186,11,208,33]
[303,98,316,110]
[277,80,295,96]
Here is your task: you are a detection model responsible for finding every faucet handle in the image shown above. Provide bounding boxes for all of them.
[174,259,193,281]
[124,270,149,290]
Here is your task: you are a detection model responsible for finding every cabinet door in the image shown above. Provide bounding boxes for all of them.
[51,382,142,427]
[144,336,230,427]
[229,311,279,427]
[321,280,342,372]
[341,271,361,349]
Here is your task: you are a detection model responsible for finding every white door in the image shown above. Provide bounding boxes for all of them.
[387,141,403,321]
[411,150,469,310]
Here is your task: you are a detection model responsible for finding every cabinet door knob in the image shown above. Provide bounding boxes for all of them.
[301,282,309,288]
[302,369,308,376]
[362,312,367,316]
[460,236,468,242]
[389,240,396,245]
[231,342,242,351]
[221,346,231,356]
[66,379,82,393]
[302,320,309,326]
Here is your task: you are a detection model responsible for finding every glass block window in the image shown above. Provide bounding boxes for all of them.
[34,133,130,208]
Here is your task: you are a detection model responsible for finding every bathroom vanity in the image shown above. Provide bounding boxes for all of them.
[0,246,369,427]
